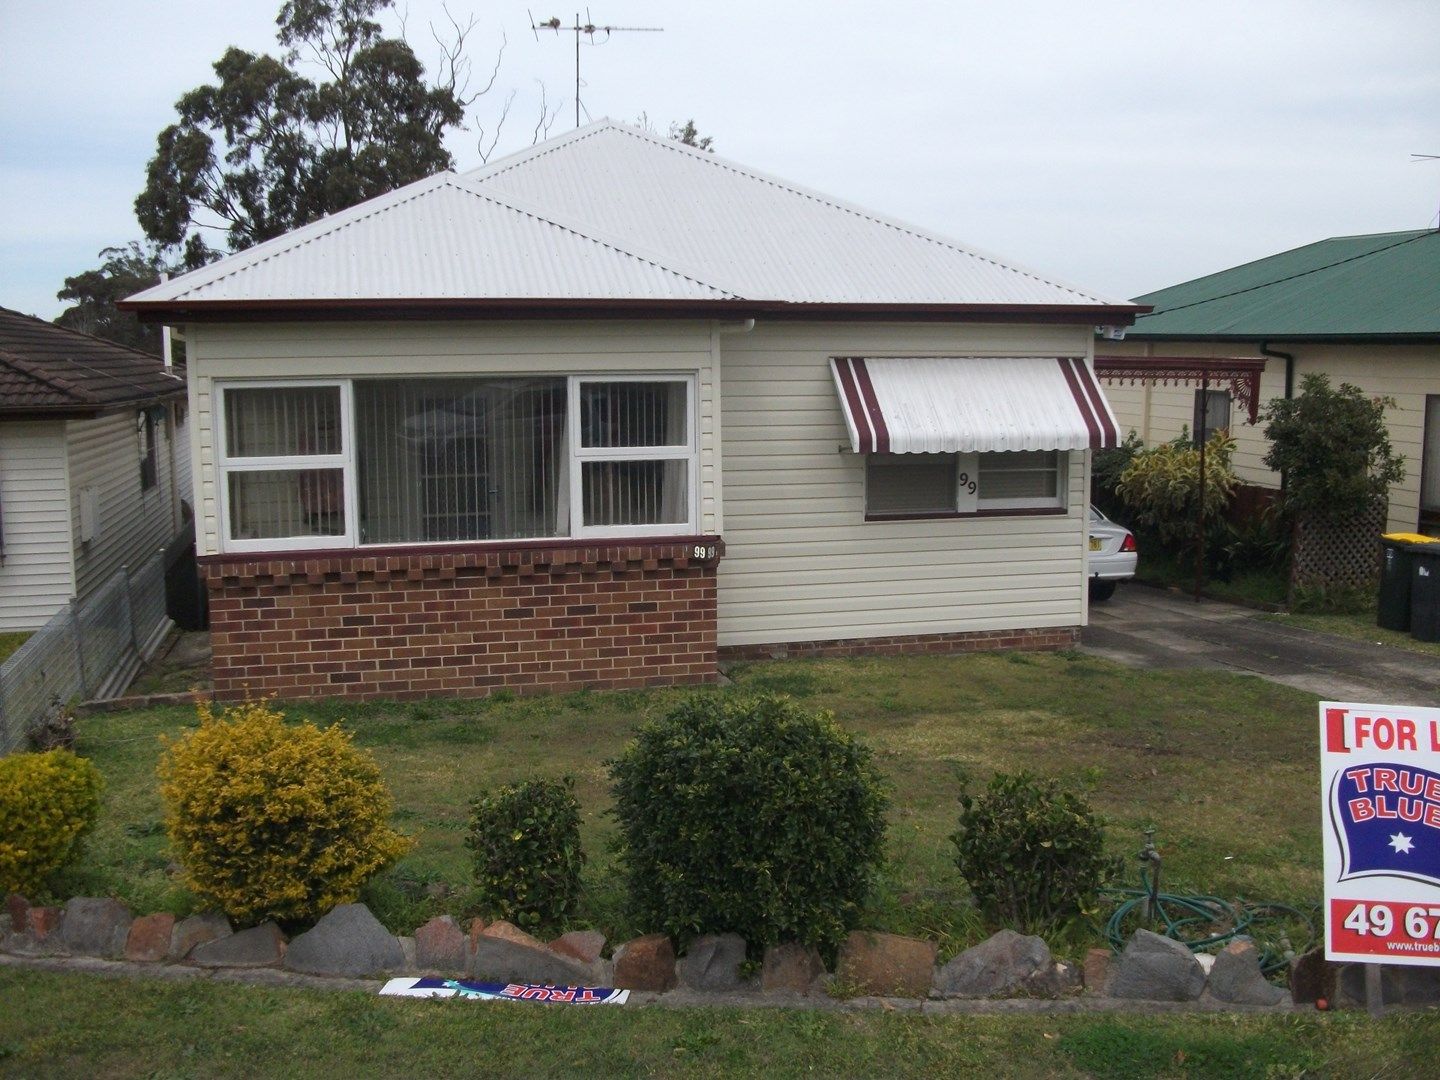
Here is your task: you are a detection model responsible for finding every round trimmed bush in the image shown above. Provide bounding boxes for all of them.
[952,771,1107,930]
[609,693,888,952]
[0,749,103,896]
[466,775,584,933]
[157,700,411,924]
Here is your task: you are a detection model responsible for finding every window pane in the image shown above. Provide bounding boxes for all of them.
[582,460,688,526]
[228,469,344,539]
[354,378,567,543]
[225,386,341,457]
[866,453,957,514]
[978,451,1059,501]
[580,381,687,448]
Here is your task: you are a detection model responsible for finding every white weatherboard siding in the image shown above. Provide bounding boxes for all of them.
[0,422,74,630]
[67,411,178,599]
[185,321,721,555]
[1103,340,1439,534]
[718,323,1094,647]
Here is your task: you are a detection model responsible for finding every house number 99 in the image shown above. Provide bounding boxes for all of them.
[692,544,716,559]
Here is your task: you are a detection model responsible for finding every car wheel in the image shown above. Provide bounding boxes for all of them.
[1089,580,1117,602]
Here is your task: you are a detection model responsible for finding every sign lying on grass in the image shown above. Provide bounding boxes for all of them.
[380,978,629,1004]
[1321,701,1440,966]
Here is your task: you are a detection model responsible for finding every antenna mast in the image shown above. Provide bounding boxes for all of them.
[530,10,663,127]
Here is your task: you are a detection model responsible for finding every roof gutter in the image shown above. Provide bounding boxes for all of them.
[119,297,1148,327]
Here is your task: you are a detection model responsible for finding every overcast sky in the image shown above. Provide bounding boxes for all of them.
[2,1,1437,319]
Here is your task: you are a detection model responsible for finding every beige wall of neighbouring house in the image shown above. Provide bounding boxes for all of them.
[183,321,721,556]
[0,421,75,630]
[716,322,1095,648]
[1099,339,1440,535]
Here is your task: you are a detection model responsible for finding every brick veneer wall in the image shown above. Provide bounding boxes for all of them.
[718,625,1079,662]
[201,538,722,701]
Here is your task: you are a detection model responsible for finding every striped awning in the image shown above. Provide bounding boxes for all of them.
[830,356,1119,453]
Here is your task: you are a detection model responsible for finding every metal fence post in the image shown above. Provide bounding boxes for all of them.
[70,597,90,699]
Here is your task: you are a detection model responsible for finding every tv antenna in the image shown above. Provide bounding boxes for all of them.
[1414,153,1440,228]
[530,10,663,128]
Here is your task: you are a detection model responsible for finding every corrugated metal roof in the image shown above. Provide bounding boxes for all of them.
[130,120,1131,311]
[128,173,738,304]
[1128,229,1440,340]
[0,306,183,415]
[831,356,1118,453]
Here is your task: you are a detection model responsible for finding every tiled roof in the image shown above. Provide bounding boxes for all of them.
[0,306,184,415]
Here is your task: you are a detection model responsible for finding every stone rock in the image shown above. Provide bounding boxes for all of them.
[1289,946,1339,1005]
[467,917,488,956]
[481,920,542,949]
[612,934,677,992]
[125,913,176,963]
[549,929,606,966]
[414,915,468,972]
[1205,940,1286,1006]
[470,932,602,986]
[285,903,406,977]
[27,906,62,939]
[1083,948,1111,994]
[59,897,133,958]
[399,936,417,973]
[678,933,749,992]
[5,894,26,933]
[836,931,937,998]
[1339,963,1440,1007]
[1107,929,1205,1001]
[192,922,286,968]
[761,942,826,994]
[171,912,232,959]
[934,929,1055,998]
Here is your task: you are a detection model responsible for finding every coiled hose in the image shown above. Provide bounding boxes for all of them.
[1102,869,1315,975]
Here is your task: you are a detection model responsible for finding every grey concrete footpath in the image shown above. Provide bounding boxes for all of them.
[1081,585,1440,704]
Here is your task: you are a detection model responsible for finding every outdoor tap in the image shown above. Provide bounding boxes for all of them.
[1137,827,1163,922]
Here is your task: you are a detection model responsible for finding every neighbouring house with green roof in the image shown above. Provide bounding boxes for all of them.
[1097,228,1440,536]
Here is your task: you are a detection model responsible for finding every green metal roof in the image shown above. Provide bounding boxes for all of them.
[1126,229,1440,341]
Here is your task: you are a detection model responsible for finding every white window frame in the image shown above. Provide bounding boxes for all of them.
[213,374,699,552]
[976,451,1068,512]
[215,380,357,553]
[864,450,1067,518]
[569,374,698,538]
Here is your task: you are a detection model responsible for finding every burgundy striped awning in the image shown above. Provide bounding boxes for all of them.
[829,355,1119,454]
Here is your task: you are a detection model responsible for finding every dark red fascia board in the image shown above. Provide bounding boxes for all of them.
[197,533,726,566]
[121,297,1148,326]
[1122,332,1439,344]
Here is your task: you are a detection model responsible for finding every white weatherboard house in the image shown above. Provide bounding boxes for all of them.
[123,120,1139,702]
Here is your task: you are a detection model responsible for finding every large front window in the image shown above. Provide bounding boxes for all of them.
[217,375,696,551]
[864,450,1066,519]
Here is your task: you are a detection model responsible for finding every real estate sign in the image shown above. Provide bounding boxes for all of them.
[1321,701,1440,966]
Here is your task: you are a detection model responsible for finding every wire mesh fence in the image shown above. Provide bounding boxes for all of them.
[0,549,173,753]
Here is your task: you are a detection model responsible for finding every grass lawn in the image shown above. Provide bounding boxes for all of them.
[2,968,1436,1079]
[54,651,1325,961]
[1133,548,1289,609]
[0,630,33,665]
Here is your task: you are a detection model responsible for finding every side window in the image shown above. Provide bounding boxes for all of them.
[138,410,159,490]
[1193,389,1231,446]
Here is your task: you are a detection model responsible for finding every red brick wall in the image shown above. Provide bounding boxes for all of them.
[718,625,1079,662]
[202,539,722,702]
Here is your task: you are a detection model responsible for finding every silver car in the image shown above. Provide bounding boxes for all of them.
[1088,505,1137,601]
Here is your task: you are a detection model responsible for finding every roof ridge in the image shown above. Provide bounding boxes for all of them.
[473,120,1120,306]
[130,173,459,302]
[445,174,745,299]
[0,349,95,404]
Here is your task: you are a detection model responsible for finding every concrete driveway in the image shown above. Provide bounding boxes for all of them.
[1081,585,1440,705]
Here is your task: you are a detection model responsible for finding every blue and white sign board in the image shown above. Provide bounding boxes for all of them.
[1321,701,1440,966]
[379,977,630,1004]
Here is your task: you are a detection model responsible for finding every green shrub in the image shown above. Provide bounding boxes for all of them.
[1116,430,1239,549]
[609,693,889,953]
[0,750,103,896]
[952,771,1106,931]
[466,775,584,933]
[157,700,411,924]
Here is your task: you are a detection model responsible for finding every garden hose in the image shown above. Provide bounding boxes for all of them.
[1101,869,1315,975]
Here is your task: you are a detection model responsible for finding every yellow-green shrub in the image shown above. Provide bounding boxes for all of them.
[0,749,103,896]
[157,700,411,924]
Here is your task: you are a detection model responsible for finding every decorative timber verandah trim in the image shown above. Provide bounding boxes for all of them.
[1093,356,1268,424]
